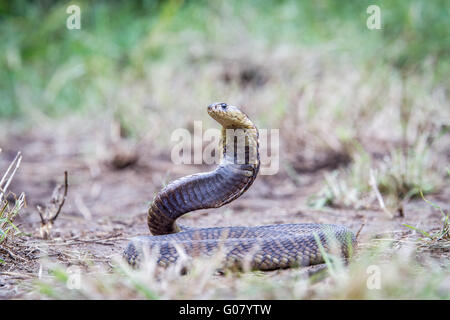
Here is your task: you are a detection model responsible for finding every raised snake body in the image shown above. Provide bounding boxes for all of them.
[124,103,356,270]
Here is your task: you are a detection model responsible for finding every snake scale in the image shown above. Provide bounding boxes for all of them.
[124,102,356,270]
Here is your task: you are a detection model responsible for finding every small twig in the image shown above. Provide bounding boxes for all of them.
[42,236,128,247]
[37,205,45,226]
[0,271,35,279]
[50,171,68,223]
[355,222,365,240]
[38,171,69,239]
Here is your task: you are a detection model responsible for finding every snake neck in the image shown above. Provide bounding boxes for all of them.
[147,113,260,236]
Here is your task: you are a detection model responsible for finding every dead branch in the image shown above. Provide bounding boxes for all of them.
[355,222,366,240]
[38,171,69,239]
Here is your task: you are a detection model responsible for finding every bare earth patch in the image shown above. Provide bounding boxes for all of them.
[0,124,448,299]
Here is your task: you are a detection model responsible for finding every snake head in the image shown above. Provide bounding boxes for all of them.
[207,102,255,129]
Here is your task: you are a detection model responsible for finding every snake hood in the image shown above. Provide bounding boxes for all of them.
[208,102,260,167]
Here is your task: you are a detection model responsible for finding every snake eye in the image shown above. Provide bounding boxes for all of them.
[220,103,227,110]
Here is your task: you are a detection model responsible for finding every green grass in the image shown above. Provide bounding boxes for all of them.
[1,0,449,120]
[309,136,443,211]
[0,152,26,264]
[1,1,449,158]
[0,195,25,245]
[403,190,449,248]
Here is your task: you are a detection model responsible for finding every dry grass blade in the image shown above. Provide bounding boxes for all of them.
[369,169,394,218]
[0,151,22,203]
[0,151,26,264]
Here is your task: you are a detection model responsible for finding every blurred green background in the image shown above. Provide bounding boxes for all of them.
[1,0,449,119]
[1,0,449,205]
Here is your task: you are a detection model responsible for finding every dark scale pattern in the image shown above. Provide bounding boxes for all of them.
[124,223,356,270]
[125,103,357,270]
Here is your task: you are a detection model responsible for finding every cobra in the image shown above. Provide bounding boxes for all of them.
[124,102,356,270]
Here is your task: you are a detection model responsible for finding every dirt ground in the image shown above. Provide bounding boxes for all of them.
[0,123,448,299]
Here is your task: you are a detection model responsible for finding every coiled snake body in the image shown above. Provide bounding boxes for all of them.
[124,103,356,270]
